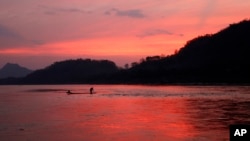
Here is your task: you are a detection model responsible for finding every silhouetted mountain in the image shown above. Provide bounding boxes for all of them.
[113,19,250,84]
[0,63,33,79]
[23,59,119,84]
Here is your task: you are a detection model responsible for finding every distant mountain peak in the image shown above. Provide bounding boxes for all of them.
[0,63,33,79]
[2,63,21,68]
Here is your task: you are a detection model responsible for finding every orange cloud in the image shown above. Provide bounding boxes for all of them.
[34,36,181,57]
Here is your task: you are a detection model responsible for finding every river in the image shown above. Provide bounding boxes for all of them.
[0,85,250,141]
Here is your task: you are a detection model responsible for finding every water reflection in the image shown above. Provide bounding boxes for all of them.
[77,97,197,141]
[184,98,250,141]
[1,85,250,141]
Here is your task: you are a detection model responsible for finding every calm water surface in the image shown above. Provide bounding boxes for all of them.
[0,85,250,141]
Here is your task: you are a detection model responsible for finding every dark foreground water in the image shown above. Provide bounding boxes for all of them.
[0,85,250,141]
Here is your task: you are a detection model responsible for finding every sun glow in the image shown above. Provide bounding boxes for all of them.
[9,36,183,57]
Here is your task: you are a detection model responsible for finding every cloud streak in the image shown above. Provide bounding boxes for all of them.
[198,0,217,27]
[0,24,44,48]
[0,24,25,48]
[38,5,91,15]
[0,24,20,38]
[105,8,145,18]
[137,29,183,38]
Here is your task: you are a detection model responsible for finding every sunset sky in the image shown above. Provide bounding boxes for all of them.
[1,0,250,69]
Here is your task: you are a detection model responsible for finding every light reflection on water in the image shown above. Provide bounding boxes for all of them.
[0,85,250,141]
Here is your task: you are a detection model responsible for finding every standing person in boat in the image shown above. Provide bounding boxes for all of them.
[67,90,72,94]
[90,87,94,94]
